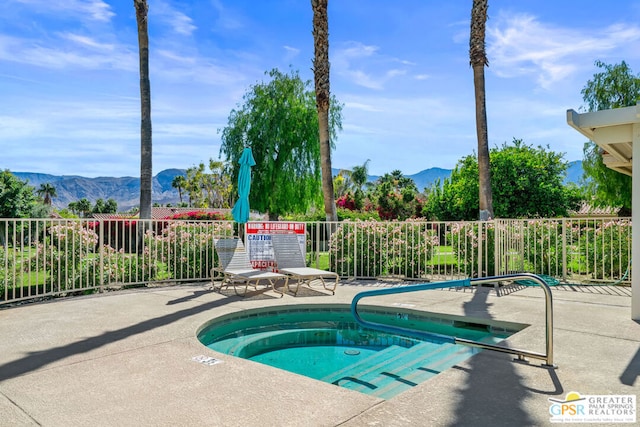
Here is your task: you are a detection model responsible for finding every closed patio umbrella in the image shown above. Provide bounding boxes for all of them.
[231,147,256,225]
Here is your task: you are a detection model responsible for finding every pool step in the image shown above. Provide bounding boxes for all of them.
[326,338,489,398]
[322,341,444,390]
[320,344,410,386]
[368,345,478,400]
[344,341,464,394]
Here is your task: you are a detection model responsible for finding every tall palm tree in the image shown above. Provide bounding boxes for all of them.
[171,175,186,204]
[37,183,57,206]
[134,0,152,221]
[470,0,494,220]
[311,0,337,221]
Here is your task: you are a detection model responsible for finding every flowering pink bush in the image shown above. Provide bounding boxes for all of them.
[147,221,233,279]
[450,222,495,277]
[0,246,15,293]
[582,219,631,279]
[329,219,438,278]
[27,222,99,289]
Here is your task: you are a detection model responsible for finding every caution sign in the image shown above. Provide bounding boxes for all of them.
[244,222,306,270]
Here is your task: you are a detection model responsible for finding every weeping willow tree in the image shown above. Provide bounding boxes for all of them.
[219,69,342,220]
[581,60,640,215]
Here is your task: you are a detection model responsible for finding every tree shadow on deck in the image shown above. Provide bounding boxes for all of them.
[448,286,563,427]
[0,288,253,382]
[620,320,640,386]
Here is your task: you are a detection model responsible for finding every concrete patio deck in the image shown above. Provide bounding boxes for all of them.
[0,280,638,426]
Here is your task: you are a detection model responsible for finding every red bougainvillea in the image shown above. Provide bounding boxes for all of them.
[336,194,357,211]
[164,211,226,220]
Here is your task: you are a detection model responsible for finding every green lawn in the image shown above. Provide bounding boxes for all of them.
[307,246,459,271]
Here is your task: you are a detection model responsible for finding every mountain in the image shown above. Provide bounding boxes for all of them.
[565,160,585,184]
[13,169,187,211]
[14,161,584,212]
[406,168,453,191]
[335,161,584,190]
[332,168,449,190]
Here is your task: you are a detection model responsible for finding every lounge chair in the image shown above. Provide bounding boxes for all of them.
[211,238,288,297]
[270,233,338,295]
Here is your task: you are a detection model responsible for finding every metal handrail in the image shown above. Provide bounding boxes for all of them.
[350,273,556,367]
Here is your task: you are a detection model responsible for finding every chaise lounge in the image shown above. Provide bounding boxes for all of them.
[270,233,339,295]
[212,238,288,297]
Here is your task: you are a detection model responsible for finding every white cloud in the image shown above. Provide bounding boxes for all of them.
[152,50,249,86]
[344,101,382,112]
[0,34,136,71]
[0,115,44,138]
[13,0,115,22]
[153,1,197,36]
[282,45,300,62]
[210,0,244,31]
[386,69,406,78]
[155,123,217,138]
[487,13,640,88]
[333,42,413,90]
[338,42,379,59]
[60,33,116,52]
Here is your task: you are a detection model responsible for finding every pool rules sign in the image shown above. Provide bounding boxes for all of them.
[244,222,306,270]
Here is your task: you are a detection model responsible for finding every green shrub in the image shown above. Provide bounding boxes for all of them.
[337,208,380,221]
[0,245,16,296]
[583,219,631,280]
[29,222,99,290]
[97,244,158,285]
[520,220,564,276]
[450,222,495,277]
[329,220,387,277]
[147,221,233,279]
[328,220,437,278]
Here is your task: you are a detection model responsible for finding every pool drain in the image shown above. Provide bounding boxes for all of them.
[344,349,360,356]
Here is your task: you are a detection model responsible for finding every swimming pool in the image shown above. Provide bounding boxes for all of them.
[197,304,523,399]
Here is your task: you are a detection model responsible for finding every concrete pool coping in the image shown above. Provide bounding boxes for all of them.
[0,280,638,426]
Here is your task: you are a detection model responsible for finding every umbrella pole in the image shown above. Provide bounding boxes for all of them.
[238,223,245,243]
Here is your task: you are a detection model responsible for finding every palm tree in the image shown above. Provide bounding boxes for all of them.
[351,159,370,193]
[333,169,353,198]
[470,0,494,220]
[134,0,152,221]
[171,175,187,204]
[37,183,57,206]
[311,0,337,221]
[350,159,371,210]
[67,201,78,216]
[76,198,92,218]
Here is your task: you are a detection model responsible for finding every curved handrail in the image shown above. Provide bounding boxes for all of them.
[350,274,555,367]
[350,279,471,344]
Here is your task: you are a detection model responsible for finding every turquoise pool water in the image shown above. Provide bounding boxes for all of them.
[197,304,522,399]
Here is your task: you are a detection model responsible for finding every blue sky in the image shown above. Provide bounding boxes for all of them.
[2,0,640,178]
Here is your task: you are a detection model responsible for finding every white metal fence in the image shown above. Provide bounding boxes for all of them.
[0,217,631,304]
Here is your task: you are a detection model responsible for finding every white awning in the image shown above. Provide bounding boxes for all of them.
[566,102,640,320]
[566,104,640,176]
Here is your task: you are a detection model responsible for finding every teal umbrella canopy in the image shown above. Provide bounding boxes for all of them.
[231,147,256,224]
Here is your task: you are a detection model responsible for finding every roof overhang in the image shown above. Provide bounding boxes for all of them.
[566,103,640,176]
